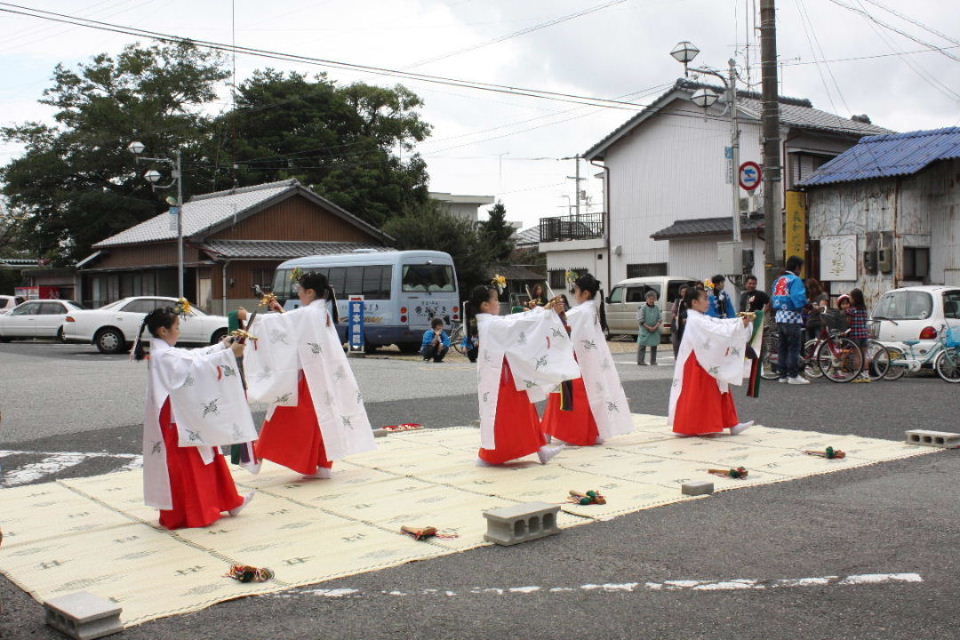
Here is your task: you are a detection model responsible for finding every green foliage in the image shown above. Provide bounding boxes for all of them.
[211,71,432,228]
[382,201,493,295]
[1,42,228,264]
[480,201,515,262]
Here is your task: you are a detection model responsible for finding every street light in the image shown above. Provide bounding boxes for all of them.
[671,42,742,253]
[128,141,185,299]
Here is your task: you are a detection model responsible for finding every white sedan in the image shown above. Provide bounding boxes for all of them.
[62,296,229,354]
[0,299,84,341]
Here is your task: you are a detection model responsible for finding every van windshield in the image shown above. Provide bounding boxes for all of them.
[272,269,295,301]
[402,264,455,292]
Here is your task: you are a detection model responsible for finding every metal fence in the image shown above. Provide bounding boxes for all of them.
[539,213,604,243]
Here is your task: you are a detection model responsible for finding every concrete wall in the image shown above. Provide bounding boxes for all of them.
[667,233,767,290]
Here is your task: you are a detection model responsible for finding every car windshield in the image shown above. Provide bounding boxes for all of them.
[874,290,933,320]
[402,264,455,292]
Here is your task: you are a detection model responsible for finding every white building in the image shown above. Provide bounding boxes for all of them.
[429,192,495,223]
[540,79,889,293]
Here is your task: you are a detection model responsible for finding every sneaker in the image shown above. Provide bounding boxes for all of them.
[303,467,333,479]
[537,444,565,464]
[730,421,754,436]
[637,362,647,366]
[228,491,255,517]
[778,377,789,384]
[787,376,811,385]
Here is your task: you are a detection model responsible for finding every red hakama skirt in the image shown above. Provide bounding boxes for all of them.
[673,352,740,436]
[255,374,333,475]
[541,378,600,446]
[478,360,547,464]
[158,399,243,530]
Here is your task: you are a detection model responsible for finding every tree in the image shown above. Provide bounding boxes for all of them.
[213,71,432,228]
[480,201,515,263]
[1,42,228,264]
[383,200,493,295]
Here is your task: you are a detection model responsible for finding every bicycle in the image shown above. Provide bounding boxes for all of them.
[882,325,960,383]
[760,330,821,380]
[450,322,466,355]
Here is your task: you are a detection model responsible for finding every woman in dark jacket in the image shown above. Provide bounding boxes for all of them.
[671,284,690,358]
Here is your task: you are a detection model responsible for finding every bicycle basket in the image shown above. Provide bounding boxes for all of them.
[821,310,849,331]
[946,326,960,349]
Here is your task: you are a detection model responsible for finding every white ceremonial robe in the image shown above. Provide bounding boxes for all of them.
[243,300,376,460]
[143,339,258,510]
[667,309,753,426]
[564,299,634,440]
[476,307,580,449]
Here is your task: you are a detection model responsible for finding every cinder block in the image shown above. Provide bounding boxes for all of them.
[682,480,714,496]
[372,428,388,438]
[44,592,122,640]
[483,502,560,546]
[905,429,960,449]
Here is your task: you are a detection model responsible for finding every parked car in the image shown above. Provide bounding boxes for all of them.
[873,285,960,364]
[605,276,698,339]
[0,299,83,341]
[61,296,229,354]
[0,295,25,314]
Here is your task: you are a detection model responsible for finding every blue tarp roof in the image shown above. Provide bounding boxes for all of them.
[799,127,960,187]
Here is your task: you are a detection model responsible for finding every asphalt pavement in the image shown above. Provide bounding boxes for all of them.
[1,340,959,639]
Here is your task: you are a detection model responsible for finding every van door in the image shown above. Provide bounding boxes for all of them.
[606,285,629,334]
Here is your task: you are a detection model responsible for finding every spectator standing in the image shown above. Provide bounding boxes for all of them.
[671,284,690,358]
[707,274,736,319]
[804,278,830,342]
[637,290,662,365]
[847,288,872,382]
[420,317,451,362]
[771,256,809,385]
[739,275,770,313]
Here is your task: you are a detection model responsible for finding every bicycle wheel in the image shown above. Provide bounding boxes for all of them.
[863,339,891,380]
[816,336,863,383]
[802,339,823,379]
[760,333,781,380]
[883,346,907,381]
[451,324,466,355]
[935,348,960,383]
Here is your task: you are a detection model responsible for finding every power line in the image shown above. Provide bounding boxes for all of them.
[858,0,959,47]
[0,2,650,112]
[795,0,851,117]
[781,43,960,66]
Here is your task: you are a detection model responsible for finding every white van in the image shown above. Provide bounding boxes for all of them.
[605,276,698,339]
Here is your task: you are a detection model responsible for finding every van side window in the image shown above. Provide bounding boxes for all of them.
[361,266,392,299]
[327,267,347,296]
[609,287,624,303]
[944,290,960,319]
[626,287,646,303]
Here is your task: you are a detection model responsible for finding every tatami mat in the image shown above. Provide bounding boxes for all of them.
[0,414,934,626]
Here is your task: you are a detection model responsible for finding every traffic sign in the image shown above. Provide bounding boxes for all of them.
[738,161,762,191]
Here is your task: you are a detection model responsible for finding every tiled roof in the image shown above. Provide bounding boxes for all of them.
[513,226,541,247]
[799,127,960,187]
[94,179,390,247]
[651,215,764,240]
[585,79,891,160]
[200,240,387,259]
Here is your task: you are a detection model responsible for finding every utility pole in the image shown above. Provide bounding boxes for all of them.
[760,0,783,289]
[565,155,585,218]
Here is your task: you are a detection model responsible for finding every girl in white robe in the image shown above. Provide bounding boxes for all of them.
[542,273,633,445]
[135,307,258,530]
[242,271,376,479]
[668,288,755,437]
[468,284,580,465]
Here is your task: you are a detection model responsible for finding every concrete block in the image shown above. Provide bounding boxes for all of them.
[372,428,388,438]
[44,592,122,640]
[905,430,960,449]
[682,480,714,496]
[483,502,560,546]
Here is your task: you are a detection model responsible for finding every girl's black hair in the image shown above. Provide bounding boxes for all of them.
[684,286,706,307]
[134,307,179,361]
[464,284,497,339]
[298,271,339,323]
[849,288,867,310]
[573,272,607,331]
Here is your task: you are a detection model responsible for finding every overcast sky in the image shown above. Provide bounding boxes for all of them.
[2,0,959,230]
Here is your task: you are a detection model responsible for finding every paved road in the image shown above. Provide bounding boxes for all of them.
[1,341,958,639]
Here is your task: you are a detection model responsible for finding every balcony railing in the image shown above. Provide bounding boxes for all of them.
[539,213,605,243]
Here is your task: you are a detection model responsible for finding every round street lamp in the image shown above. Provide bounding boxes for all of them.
[670,41,700,65]
[691,87,719,109]
[127,140,145,155]
[143,168,163,184]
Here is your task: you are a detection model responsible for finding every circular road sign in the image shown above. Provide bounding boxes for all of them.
[738,161,762,191]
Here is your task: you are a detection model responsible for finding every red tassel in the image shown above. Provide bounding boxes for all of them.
[217,365,223,380]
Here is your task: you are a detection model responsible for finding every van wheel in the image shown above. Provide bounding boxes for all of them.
[364,343,379,354]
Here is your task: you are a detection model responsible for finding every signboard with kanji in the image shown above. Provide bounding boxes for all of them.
[348,296,365,351]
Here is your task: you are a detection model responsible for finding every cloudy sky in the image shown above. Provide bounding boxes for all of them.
[2,0,958,230]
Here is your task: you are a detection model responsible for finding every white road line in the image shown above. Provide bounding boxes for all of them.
[270,573,922,599]
[0,449,142,487]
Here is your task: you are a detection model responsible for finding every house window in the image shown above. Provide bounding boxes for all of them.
[549,270,567,290]
[626,263,667,278]
[903,247,930,280]
[250,268,273,290]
